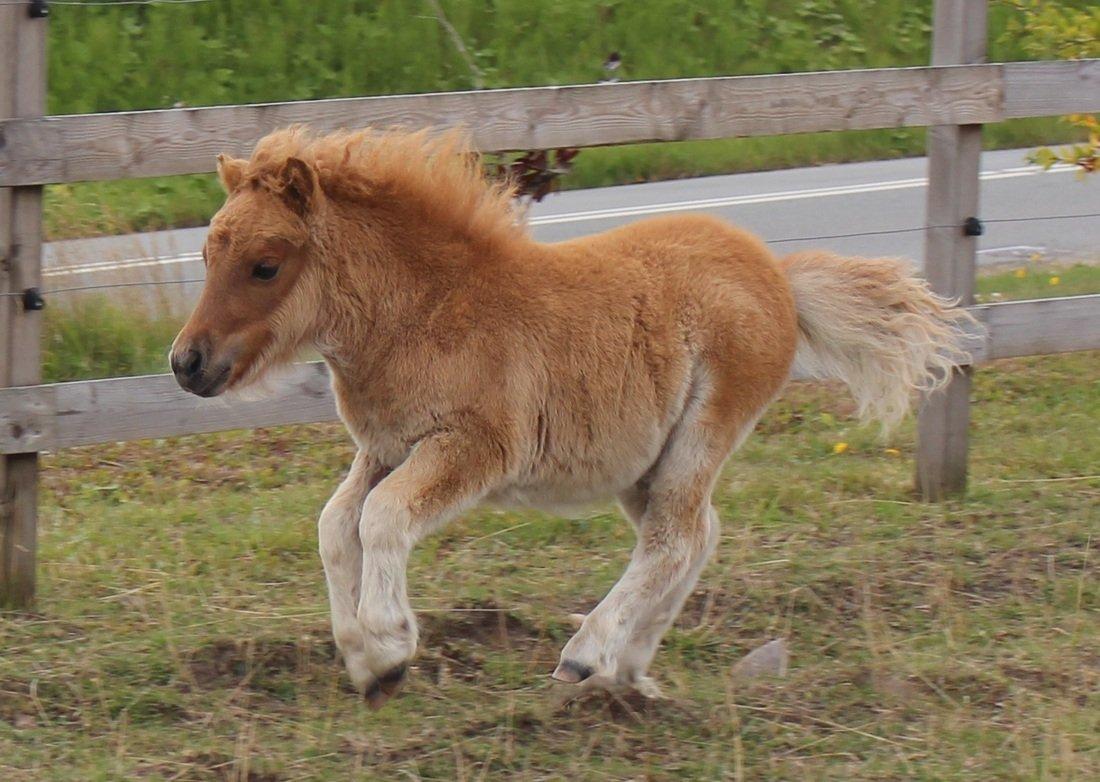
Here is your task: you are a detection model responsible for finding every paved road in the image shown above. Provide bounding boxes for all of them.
[42,147,1099,313]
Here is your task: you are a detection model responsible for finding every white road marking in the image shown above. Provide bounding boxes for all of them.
[528,165,1073,226]
[976,245,1045,256]
[45,252,203,278]
[45,163,1076,279]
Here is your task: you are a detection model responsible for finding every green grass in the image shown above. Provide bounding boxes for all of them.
[41,296,181,384]
[974,261,1100,302]
[39,0,1094,239]
[2,350,1096,779]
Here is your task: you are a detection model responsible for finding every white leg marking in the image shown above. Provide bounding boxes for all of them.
[350,429,498,708]
[318,452,386,690]
[555,508,711,686]
[356,490,420,680]
[617,505,721,679]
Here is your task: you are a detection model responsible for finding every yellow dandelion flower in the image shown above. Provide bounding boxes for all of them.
[833,442,849,454]
[884,448,901,457]
[1014,268,1027,279]
[1029,252,1043,262]
[1049,276,1060,285]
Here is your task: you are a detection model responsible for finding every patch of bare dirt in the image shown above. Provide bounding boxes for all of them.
[418,600,543,649]
[997,662,1095,707]
[553,687,707,726]
[0,677,83,728]
[961,550,1056,605]
[415,600,550,684]
[184,633,335,694]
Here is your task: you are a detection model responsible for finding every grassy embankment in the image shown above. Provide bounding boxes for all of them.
[2,267,1096,779]
[42,0,1090,240]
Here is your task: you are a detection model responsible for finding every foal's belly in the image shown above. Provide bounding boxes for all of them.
[486,424,666,514]
[486,474,635,516]
[489,357,696,514]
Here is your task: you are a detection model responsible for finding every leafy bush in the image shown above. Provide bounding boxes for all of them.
[1000,0,1100,177]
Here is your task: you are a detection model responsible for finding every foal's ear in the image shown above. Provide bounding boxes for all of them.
[216,154,247,194]
[276,157,320,214]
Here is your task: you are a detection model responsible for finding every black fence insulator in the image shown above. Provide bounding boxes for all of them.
[21,288,45,311]
[28,0,49,19]
[963,217,983,236]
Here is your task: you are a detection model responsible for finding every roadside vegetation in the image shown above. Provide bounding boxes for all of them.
[42,0,1094,239]
[3,262,1096,780]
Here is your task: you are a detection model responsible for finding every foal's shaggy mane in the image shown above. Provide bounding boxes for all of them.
[246,126,525,249]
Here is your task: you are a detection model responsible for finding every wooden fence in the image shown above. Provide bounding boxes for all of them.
[2,0,1099,606]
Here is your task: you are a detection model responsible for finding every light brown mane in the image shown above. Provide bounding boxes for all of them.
[243,126,525,250]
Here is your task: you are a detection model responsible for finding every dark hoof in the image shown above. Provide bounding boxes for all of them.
[364,663,407,710]
[551,659,594,684]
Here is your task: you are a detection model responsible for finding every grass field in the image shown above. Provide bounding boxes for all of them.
[39,0,1094,239]
[3,267,1097,779]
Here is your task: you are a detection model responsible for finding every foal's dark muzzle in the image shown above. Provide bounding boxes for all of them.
[170,341,229,397]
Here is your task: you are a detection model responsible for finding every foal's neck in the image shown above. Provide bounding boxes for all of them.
[310,200,499,373]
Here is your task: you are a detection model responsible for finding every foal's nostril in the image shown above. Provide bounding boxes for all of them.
[171,347,205,379]
[183,349,204,377]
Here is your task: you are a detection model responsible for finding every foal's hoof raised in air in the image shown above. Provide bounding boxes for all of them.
[551,659,594,684]
[364,664,408,710]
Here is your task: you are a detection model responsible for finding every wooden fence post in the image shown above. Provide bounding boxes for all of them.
[1,2,48,608]
[916,0,987,501]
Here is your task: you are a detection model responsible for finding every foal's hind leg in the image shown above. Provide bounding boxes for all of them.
[318,452,390,690]
[568,489,718,696]
[553,393,749,690]
[554,384,770,690]
[552,473,718,690]
[613,502,722,691]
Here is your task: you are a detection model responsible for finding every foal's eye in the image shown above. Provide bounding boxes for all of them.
[251,262,279,281]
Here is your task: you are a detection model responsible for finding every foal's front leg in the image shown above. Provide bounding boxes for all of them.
[318,451,390,692]
[354,429,503,709]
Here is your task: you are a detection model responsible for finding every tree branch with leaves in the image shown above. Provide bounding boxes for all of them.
[1002,0,1099,177]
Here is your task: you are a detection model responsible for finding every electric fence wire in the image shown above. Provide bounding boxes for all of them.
[4,209,1097,299]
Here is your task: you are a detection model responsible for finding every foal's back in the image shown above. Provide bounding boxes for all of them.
[531,212,799,411]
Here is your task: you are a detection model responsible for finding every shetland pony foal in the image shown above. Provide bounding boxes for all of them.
[171,127,970,708]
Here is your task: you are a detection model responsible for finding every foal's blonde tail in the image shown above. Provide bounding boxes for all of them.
[780,251,975,433]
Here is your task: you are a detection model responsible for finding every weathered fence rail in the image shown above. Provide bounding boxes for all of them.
[2,0,1099,605]
[1,294,1098,457]
[2,60,1099,187]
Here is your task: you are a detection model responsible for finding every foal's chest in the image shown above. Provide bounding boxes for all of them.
[329,379,421,468]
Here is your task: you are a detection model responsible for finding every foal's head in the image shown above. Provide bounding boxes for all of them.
[171,145,324,397]
[171,126,522,397]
